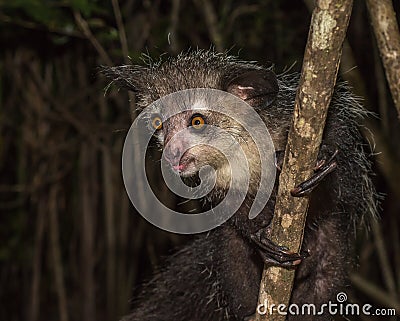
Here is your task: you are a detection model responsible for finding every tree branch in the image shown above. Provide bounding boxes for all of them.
[194,0,224,52]
[366,0,400,119]
[256,1,353,320]
[111,0,130,64]
[73,11,113,66]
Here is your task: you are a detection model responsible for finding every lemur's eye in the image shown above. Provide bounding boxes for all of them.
[151,116,163,130]
[191,114,206,130]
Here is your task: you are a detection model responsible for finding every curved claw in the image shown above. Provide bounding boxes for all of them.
[313,149,339,171]
[250,231,308,267]
[291,149,339,197]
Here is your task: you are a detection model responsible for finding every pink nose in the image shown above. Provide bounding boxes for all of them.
[163,138,186,166]
[163,147,181,166]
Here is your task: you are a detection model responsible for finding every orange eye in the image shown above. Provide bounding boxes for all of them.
[191,115,205,129]
[151,116,163,130]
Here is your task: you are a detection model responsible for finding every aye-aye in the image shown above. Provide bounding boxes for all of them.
[102,50,376,321]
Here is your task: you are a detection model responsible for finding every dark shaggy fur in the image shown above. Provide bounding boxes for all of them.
[102,50,377,321]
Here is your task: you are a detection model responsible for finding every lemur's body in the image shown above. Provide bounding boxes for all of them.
[103,50,376,321]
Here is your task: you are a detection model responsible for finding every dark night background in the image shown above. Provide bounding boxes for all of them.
[0,1,399,320]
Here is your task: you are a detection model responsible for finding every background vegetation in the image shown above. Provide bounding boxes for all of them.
[0,1,399,320]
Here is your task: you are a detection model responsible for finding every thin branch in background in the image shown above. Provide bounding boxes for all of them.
[99,94,117,320]
[194,0,224,52]
[29,200,46,321]
[73,11,113,66]
[366,0,400,118]
[0,13,85,39]
[49,186,69,321]
[256,1,353,319]
[116,148,132,315]
[350,274,400,311]
[363,120,400,198]
[372,34,390,136]
[80,144,96,321]
[226,5,259,35]
[111,0,130,64]
[372,220,397,297]
[168,0,181,54]
[391,213,400,291]
[110,0,137,117]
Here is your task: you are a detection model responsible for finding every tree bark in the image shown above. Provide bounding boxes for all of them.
[366,0,400,119]
[256,1,353,320]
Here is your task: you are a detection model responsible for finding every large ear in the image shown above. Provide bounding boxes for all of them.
[99,65,148,93]
[225,69,279,108]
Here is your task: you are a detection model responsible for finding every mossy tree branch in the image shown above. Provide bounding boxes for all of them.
[256,1,353,320]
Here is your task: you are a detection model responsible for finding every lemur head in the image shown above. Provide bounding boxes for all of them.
[102,50,279,189]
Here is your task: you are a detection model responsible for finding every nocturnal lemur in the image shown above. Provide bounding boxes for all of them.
[102,50,376,321]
